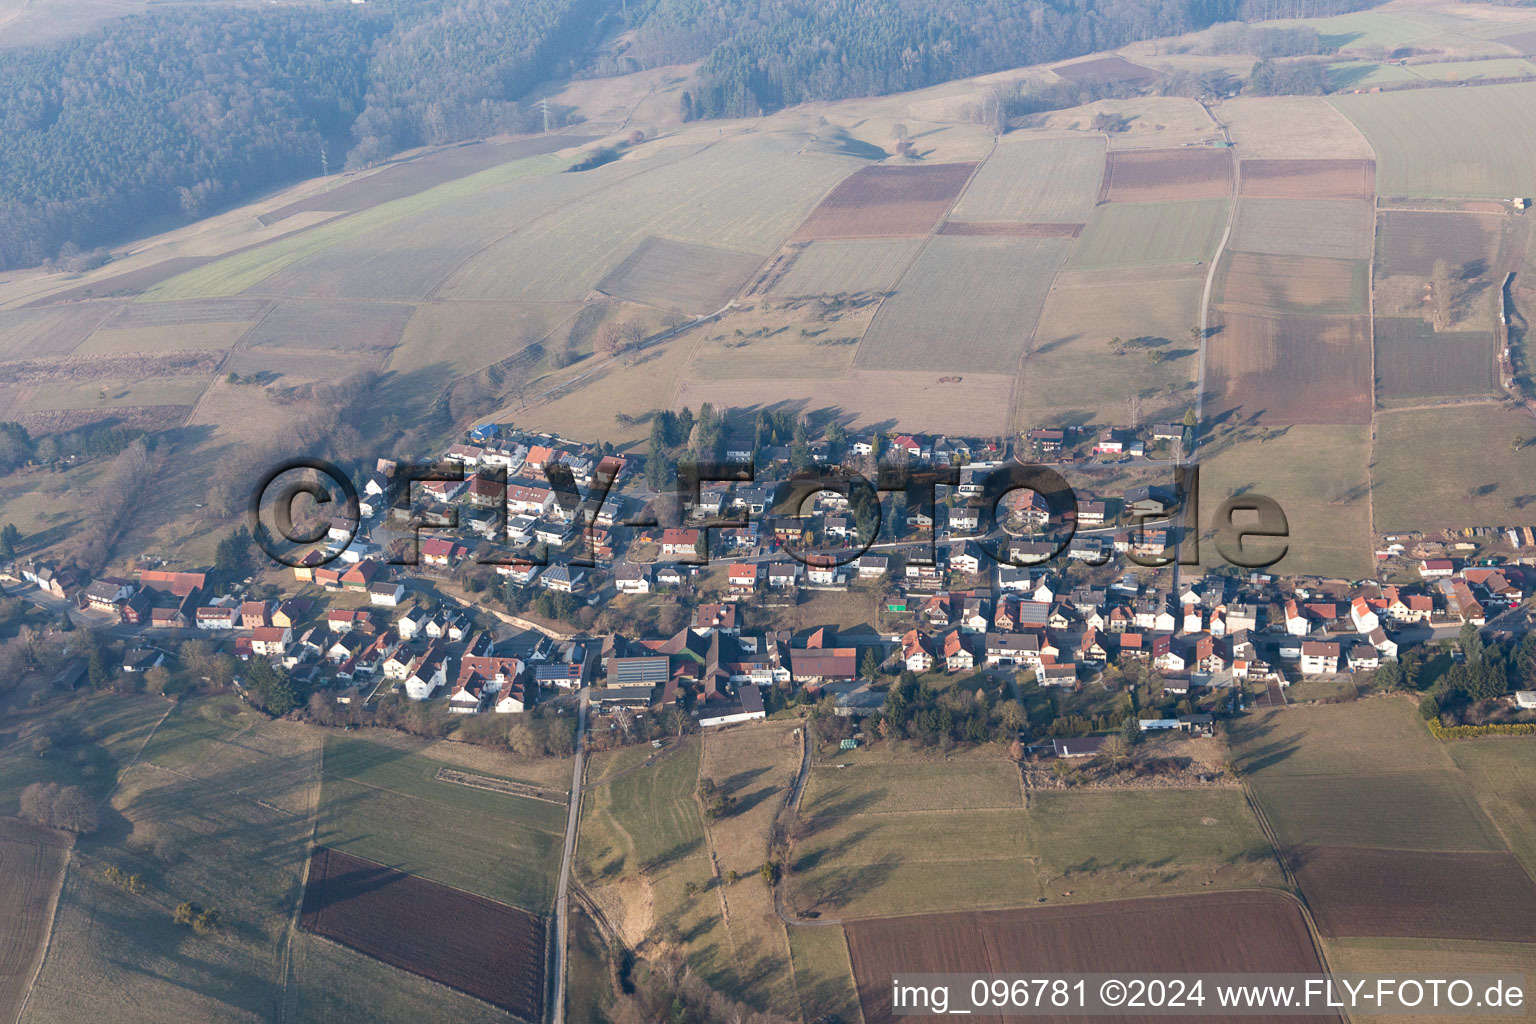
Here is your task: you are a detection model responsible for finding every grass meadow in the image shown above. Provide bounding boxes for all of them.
[1333,82,1536,196]
[1066,198,1228,269]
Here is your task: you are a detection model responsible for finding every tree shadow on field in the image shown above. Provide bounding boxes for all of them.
[1033,333,1078,356]
[641,835,703,874]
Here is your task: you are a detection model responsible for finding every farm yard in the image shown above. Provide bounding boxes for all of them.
[790,162,977,240]
[1204,311,1372,425]
[673,369,1016,436]
[1332,82,1536,197]
[1017,263,1203,427]
[1096,147,1232,203]
[1374,317,1495,400]
[0,818,72,1024]
[1372,403,1536,532]
[1229,199,1374,260]
[844,891,1333,1024]
[1216,252,1369,316]
[1066,198,1228,269]
[948,135,1104,223]
[1199,424,1374,579]
[854,235,1069,372]
[300,846,545,1020]
[1239,158,1375,201]
[762,239,924,297]
[595,236,763,313]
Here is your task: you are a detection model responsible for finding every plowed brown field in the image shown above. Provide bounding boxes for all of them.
[300,846,544,1020]
[846,890,1336,1024]
[792,163,977,240]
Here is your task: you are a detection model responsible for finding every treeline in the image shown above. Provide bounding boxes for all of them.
[1246,57,1330,95]
[346,0,618,166]
[0,8,377,270]
[641,0,1386,120]
[0,0,619,270]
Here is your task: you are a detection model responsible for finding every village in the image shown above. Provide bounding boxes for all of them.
[12,419,1536,747]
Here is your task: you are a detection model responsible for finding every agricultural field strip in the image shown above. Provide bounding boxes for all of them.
[145,149,574,299]
[321,751,565,833]
[439,137,867,302]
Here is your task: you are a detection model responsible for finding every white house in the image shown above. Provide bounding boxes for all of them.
[1300,640,1340,676]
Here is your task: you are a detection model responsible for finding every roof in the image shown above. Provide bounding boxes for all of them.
[1053,737,1104,757]
[608,656,671,686]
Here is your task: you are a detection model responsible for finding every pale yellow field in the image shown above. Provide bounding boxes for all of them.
[386,300,586,378]
[1200,424,1375,579]
[674,368,1016,435]
[1018,263,1204,428]
[74,321,251,354]
[1215,96,1375,160]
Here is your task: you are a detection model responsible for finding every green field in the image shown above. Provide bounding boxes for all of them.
[1449,739,1536,878]
[1066,199,1228,269]
[766,238,924,297]
[950,134,1105,223]
[1407,57,1536,83]
[1251,771,1505,851]
[19,694,313,1024]
[386,300,586,378]
[145,151,570,299]
[1230,701,1516,856]
[282,930,518,1024]
[317,734,565,912]
[854,235,1070,372]
[1200,423,1375,579]
[74,322,251,354]
[787,761,1282,918]
[1019,263,1203,427]
[789,925,864,1024]
[576,737,737,1012]
[579,737,705,878]
[1325,936,1536,1024]
[1326,61,1423,91]
[436,135,863,303]
[1333,82,1536,197]
[1373,403,1536,533]
[1229,198,1373,260]
[800,760,1022,816]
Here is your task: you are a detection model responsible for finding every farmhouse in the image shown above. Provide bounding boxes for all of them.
[1052,737,1104,758]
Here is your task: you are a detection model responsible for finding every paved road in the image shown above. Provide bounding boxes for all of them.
[550,687,588,1024]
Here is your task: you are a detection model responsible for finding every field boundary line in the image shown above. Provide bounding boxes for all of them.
[16,699,172,1024]
[321,767,567,835]
[850,144,990,376]
[275,734,324,1024]
[9,841,73,1024]
[421,137,730,303]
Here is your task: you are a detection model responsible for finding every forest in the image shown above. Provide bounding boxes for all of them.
[0,0,1387,269]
